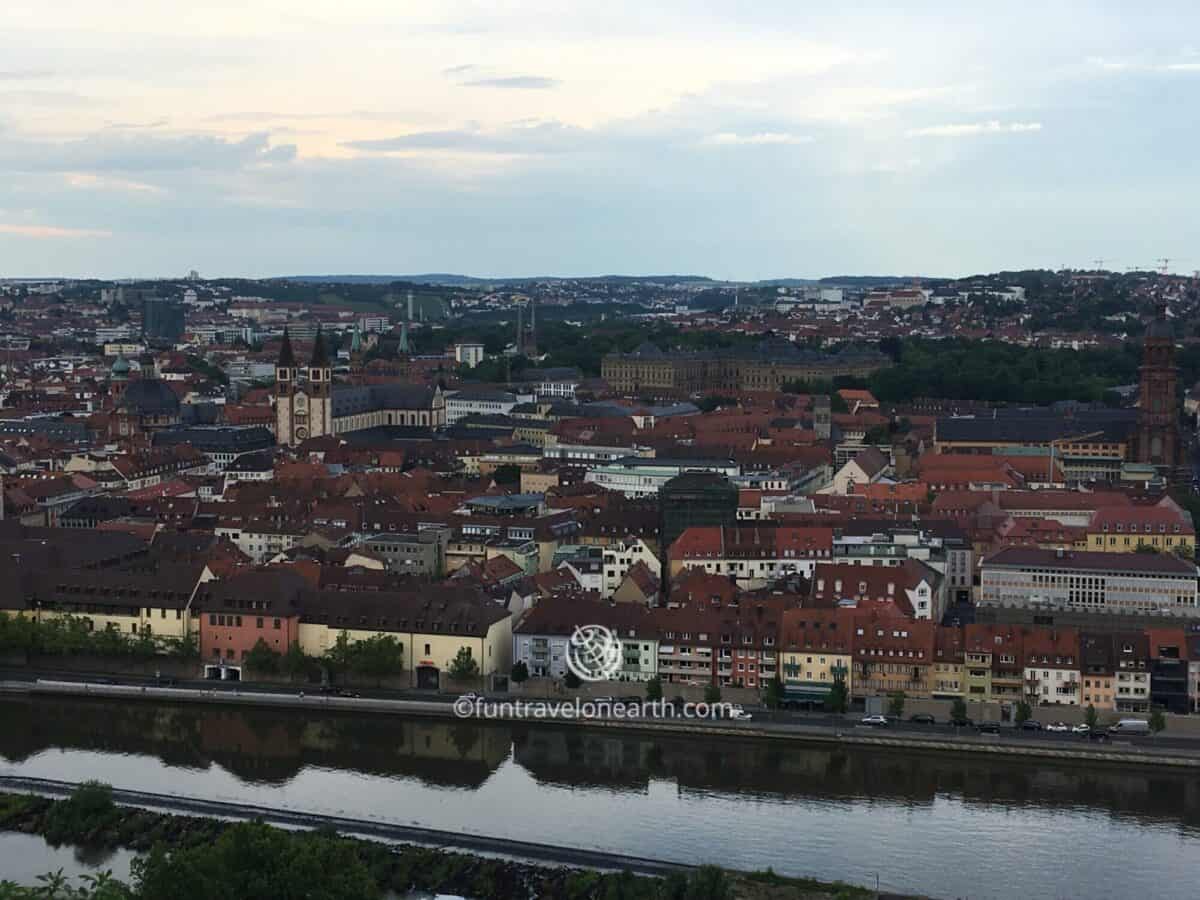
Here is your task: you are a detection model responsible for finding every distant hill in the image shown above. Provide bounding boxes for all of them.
[282,273,717,287]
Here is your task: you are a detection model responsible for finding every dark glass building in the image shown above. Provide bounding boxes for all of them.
[659,471,738,553]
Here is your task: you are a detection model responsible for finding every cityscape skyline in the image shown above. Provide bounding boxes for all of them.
[2,1,1199,280]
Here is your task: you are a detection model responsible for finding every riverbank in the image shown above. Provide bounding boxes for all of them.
[0,783,895,900]
[7,678,1200,770]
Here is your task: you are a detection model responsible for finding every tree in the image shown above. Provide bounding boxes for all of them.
[350,634,405,683]
[281,641,318,681]
[1134,542,1159,554]
[243,638,280,675]
[510,661,529,684]
[447,646,479,680]
[1015,700,1032,726]
[1171,543,1195,562]
[826,668,849,714]
[644,676,663,702]
[951,697,968,722]
[491,464,521,486]
[887,691,905,720]
[133,822,380,900]
[703,683,722,704]
[563,669,582,689]
[1149,708,1167,735]
[43,782,121,845]
[1085,703,1099,730]
[762,677,783,710]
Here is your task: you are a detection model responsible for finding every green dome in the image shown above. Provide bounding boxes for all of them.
[111,354,131,378]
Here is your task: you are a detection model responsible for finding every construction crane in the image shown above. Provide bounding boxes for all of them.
[1158,257,1172,275]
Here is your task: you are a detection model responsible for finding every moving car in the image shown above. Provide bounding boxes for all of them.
[1045,722,1070,733]
[950,717,974,728]
[910,714,936,725]
[1071,723,1091,735]
[1108,718,1151,736]
[1020,719,1043,731]
[978,721,1001,734]
[729,709,754,721]
[861,714,889,727]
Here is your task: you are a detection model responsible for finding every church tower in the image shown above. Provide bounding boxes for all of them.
[275,328,296,446]
[307,327,333,440]
[1135,303,1179,469]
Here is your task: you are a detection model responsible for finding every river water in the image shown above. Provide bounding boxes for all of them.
[1,695,1198,900]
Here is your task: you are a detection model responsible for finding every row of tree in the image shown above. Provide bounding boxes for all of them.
[0,614,197,660]
[243,635,481,685]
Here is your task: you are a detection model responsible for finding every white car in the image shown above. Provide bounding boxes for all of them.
[729,709,753,721]
[1071,723,1091,735]
[1045,722,1070,733]
[861,714,889,727]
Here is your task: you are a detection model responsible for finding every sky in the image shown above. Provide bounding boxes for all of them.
[1,1,1198,281]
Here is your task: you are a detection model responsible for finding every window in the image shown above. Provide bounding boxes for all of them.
[273,618,281,630]
[425,643,431,656]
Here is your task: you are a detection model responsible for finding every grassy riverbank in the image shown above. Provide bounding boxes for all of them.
[0,785,888,900]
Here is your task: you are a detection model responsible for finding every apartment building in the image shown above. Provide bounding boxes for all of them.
[780,608,852,705]
[1022,627,1081,706]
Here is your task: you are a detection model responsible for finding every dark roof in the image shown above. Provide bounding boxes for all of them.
[118,378,181,416]
[331,384,437,417]
[154,425,275,453]
[937,408,1137,444]
[984,546,1196,575]
[278,329,296,368]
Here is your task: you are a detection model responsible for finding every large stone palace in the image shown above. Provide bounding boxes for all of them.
[601,338,889,394]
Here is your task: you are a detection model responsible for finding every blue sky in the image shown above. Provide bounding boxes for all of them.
[1,1,1197,280]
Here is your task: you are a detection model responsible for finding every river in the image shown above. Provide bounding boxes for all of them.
[1,695,1198,900]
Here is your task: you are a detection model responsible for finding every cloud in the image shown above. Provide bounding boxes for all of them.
[343,121,590,155]
[1165,63,1200,72]
[0,131,298,173]
[701,132,815,146]
[442,64,478,76]
[0,70,54,81]
[461,76,560,89]
[0,223,111,239]
[63,173,165,195]
[907,120,1043,138]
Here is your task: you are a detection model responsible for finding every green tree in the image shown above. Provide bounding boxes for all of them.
[563,669,582,689]
[644,676,663,702]
[243,638,280,675]
[887,691,906,720]
[281,641,317,680]
[1015,700,1032,725]
[762,676,783,709]
[825,667,849,714]
[951,697,968,722]
[447,646,479,680]
[1171,543,1195,562]
[349,634,405,683]
[491,464,521,486]
[132,822,380,900]
[703,683,722,704]
[42,782,120,846]
[510,660,529,684]
[1085,703,1099,730]
[1149,708,1167,735]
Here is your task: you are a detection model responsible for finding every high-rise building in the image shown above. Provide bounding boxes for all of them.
[142,298,185,344]
[659,472,738,554]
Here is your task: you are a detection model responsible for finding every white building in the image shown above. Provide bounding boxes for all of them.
[584,457,739,498]
[601,538,661,598]
[453,342,486,368]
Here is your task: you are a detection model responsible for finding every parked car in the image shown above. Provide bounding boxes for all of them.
[978,721,1001,734]
[1045,722,1070,733]
[1020,720,1043,731]
[1071,723,1091,735]
[729,709,754,721]
[910,714,936,725]
[861,714,889,727]
[1108,718,1151,736]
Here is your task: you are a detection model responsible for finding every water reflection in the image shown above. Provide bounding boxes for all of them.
[3,696,1200,900]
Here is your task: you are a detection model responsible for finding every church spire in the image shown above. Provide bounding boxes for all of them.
[278,328,296,368]
[309,326,330,368]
